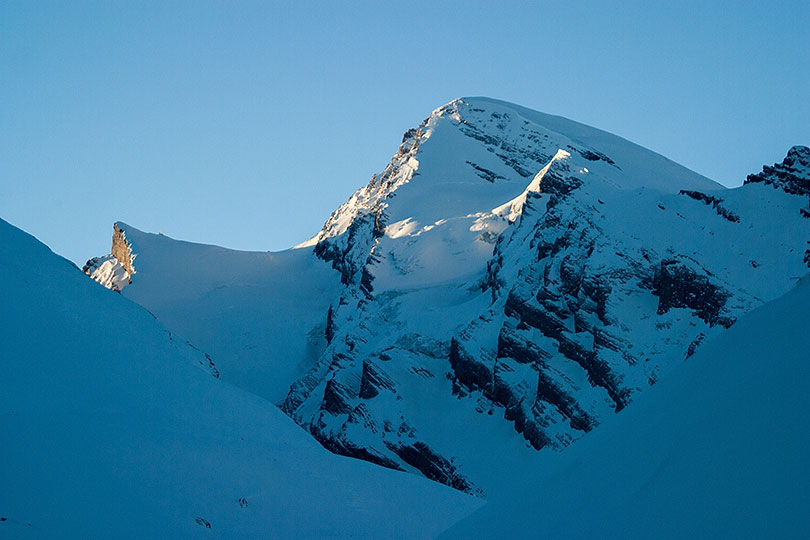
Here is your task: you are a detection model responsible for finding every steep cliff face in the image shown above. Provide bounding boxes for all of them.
[84,98,809,495]
[111,223,135,274]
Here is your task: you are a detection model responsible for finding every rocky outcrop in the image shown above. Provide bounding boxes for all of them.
[679,190,740,222]
[359,359,396,399]
[386,441,475,493]
[83,224,136,293]
[111,224,135,274]
[314,213,382,295]
[82,254,130,292]
[745,145,810,196]
[652,258,735,328]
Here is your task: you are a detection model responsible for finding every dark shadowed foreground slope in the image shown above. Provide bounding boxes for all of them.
[0,218,480,539]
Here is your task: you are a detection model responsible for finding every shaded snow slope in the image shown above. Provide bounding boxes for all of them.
[440,276,810,540]
[0,218,480,539]
[113,222,343,403]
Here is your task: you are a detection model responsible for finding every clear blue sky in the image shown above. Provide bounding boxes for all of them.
[2,1,808,264]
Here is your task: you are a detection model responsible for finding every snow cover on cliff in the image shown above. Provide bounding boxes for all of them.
[0,218,480,539]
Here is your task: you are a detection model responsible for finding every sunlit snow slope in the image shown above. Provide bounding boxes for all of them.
[114,224,343,403]
[440,276,810,540]
[0,218,480,540]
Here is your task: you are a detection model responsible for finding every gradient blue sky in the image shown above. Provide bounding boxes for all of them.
[2,1,808,264]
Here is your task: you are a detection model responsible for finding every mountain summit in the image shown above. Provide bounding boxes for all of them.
[84,98,808,495]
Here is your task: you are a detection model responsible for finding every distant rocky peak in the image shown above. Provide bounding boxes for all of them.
[745,145,810,196]
[111,223,136,274]
[83,223,136,292]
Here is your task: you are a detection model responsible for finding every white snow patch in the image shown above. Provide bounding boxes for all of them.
[83,254,131,292]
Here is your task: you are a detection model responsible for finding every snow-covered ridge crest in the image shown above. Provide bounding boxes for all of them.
[83,223,136,292]
[296,103,449,249]
[493,149,573,222]
[301,96,717,252]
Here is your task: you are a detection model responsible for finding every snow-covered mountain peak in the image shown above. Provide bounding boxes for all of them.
[299,97,722,298]
[302,97,718,247]
[79,93,807,499]
[277,137,808,494]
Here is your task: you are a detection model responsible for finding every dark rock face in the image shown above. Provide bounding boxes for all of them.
[315,213,381,292]
[467,161,506,183]
[324,305,336,344]
[359,359,396,399]
[321,377,354,415]
[568,145,616,166]
[386,441,475,493]
[652,258,735,328]
[315,429,404,471]
[685,333,706,359]
[745,145,810,196]
[497,325,595,435]
[540,171,582,199]
[449,338,492,393]
[679,190,741,222]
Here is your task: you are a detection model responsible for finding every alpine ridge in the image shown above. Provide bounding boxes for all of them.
[84,98,809,496]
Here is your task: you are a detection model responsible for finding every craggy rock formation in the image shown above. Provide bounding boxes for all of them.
[745,145,810,196]
[111,223,135,274]
[652,258,735,328]
[679,190,741,222]
[83,223,137,292]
